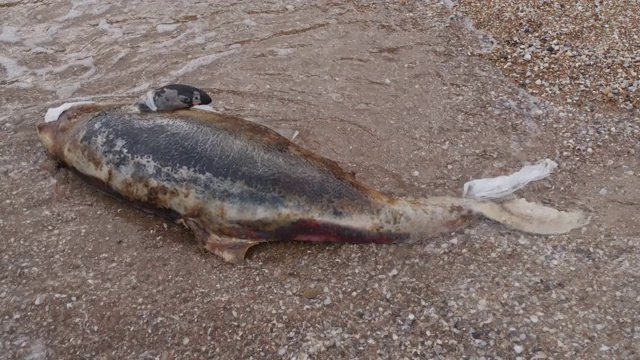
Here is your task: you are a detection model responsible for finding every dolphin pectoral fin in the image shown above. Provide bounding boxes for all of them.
[203,234,258,264]
[182,217,258,263]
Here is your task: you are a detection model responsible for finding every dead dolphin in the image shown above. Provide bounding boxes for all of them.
[36,86,589,263]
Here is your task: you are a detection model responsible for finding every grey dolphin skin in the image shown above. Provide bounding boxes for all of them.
[36,85,589,264]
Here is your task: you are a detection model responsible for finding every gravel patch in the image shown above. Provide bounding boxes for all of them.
[453,0,640,111]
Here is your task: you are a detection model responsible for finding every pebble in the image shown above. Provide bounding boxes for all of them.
[303,288,322,299]
[34,294,45,305]
[514,345,524,354]
[329,93,344,102]
[599,188,608,196]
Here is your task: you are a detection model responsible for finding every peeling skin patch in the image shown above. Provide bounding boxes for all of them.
[45,101,96,122]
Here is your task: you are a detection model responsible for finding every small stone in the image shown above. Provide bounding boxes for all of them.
[182,337,189,345]
[383,287,391,300]
[530,315,539,323]
[384,78,391,84]
[408,314,415,321]
[599,188,607,195]
[323,297,332,306]
[278,348,286,356]
[303,288,322,299]
[524,53,531,60]
[34,295,46,305]
[514,345,524,354]
[329,93,344,102]
[388,268,399,277]
[412,170,419,177]
[600,345,610,351]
